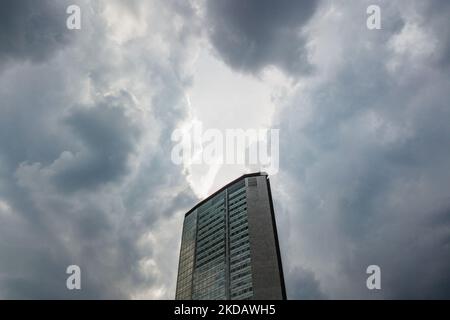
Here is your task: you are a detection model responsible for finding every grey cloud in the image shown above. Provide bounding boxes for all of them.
[2,0,449,300]
[423,0,450,68]
[53,95,141,193]
[0,0,76,69]
[274,0,450,299]
[205,0,319,76]
[287,267,327,300]
[0,0,198,299]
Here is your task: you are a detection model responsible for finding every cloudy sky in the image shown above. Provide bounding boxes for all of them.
[0,0,449,299]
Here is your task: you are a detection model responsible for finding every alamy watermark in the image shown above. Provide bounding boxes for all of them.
[65,4,380,31]
[66,5,81,30]
[366,265,381,290]
[66,264,81,290]
[367,5,381,30]
[171,121,279,175]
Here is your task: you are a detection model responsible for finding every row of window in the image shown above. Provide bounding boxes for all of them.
[230,229,250,242]
[231,277,252,291]
[193,285,225,297]
[230,243,250,258]
[197,220,225,241]
[193,290,226,300]
[196,256,225,273]
[179,243,195,260]
[230,224,248,237]
[183,214,197,228]
[197,227,224,245]
[197,224,225,244]
[196,250,225,269]
[178,256,195,272]
[197,196,224,215]
[198,207,225,227]
[177,279,193,294]
[231,286,253,298]
[197,214,224,235]
[194,265,225,285]
[180,230,196,244]
[228,194,246,208]
[177,279,192,292]
[231,253,251,266]
[194,276,223,289]
[230,214,247,230]
[228,180,245,193]
[198,198,224,215]
[197,240,225,262]
[177,265,193,280]
[227,179,245,195]
[179,254,194,266]
[196,234,224,255]
[230,238,250,252]
[228,198,246,211]
[229,213,247,229]
[193,266,226,300]
[231,269,252,281]
[231,261,251,273]
[229,204,247,219]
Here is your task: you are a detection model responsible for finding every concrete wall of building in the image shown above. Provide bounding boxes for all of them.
[246,174,285,300]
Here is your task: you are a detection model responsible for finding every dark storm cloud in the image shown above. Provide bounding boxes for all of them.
[54,96,141,192]
[274,0,450,299]
[287,267,327,300]
[422,0,450,68]
[0,0,198,299]
[205,0,319,76]
[1,108,124,298]
[0,0,75,68]
[2,0,449,301]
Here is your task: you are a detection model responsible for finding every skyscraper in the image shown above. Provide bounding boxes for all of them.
[175,172,286,300]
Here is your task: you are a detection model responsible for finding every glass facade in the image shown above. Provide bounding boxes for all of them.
[175,178,254,300]
[175,210,197,299]
[193,191,227,299]
[227,179,253,300]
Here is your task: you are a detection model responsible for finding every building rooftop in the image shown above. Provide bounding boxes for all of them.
[184,172,268,217]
